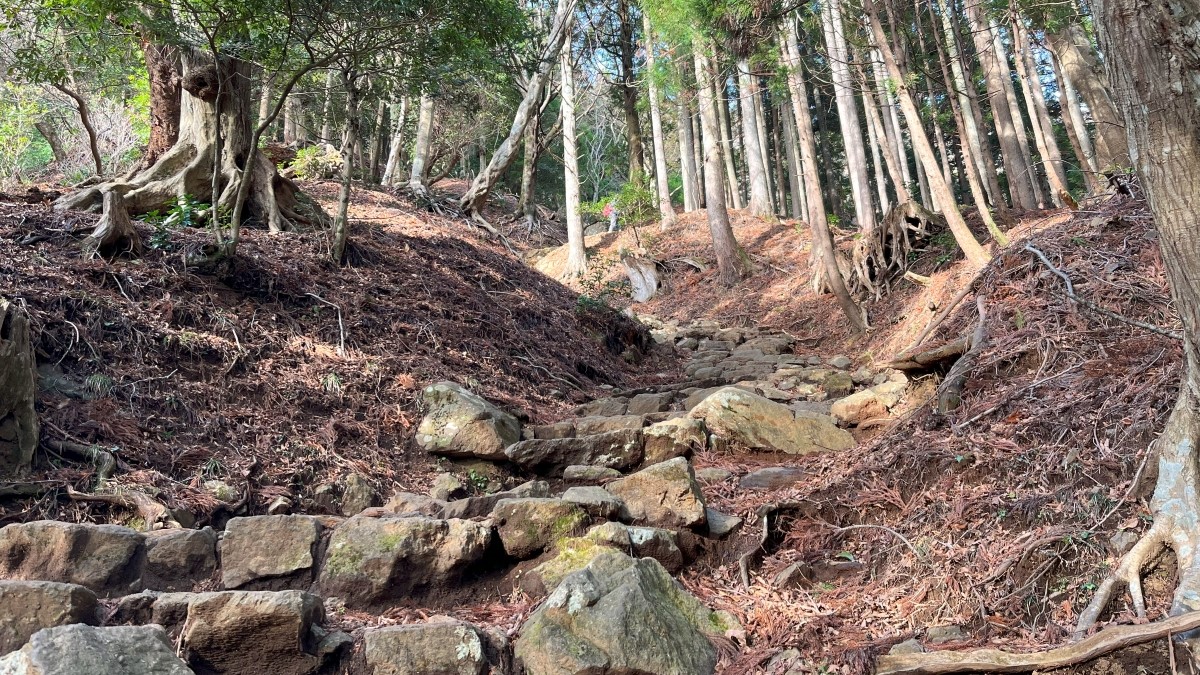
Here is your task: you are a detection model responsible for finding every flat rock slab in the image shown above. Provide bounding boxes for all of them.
[220,515,321,589]
[505,430,644,475]
[364,620,500,675]
[626,392,674,415]
[0,521,144,596]
[0,624,193,674]
[417,382,520,461]
[740,467,806,490]
[642,417,707,466]
[607,457,706,530]
[143,528,218,592]
[0,580,98,654]
[493,498,589,559]
[182,590,337,675]
[690,387,855,455]
[562,487,629,521]
[572,415,645,436]
[563,465,621,482]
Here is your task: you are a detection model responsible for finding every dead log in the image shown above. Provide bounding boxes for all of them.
[0,298,38,477]
[936,295,988,413]
[82,191,142,258]
[623,255,660,303]
[876,611,1200,674]
[888,337,968,371]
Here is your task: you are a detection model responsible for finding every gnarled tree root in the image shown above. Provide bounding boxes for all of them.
[876,611,1200,674]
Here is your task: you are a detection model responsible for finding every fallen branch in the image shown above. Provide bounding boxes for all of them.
[904,283,975,354]
[1025,243,1181,340]
[65,485,177,530]
[936,296,988,414]
[876,611,1200,674]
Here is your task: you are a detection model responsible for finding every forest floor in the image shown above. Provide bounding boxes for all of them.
[0,178,1182,673]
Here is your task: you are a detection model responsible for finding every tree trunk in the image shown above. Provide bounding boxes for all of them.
[865,1,991,268]
[320,70,336,143]
[717,75,743,210]
[51,83,102,176]
[694,44,751,287]
[256,76,273,132]
[965,0,1038,210]
[989,19,1045,207]
[1073,0,1200,645]
[737,59,773,217]
[1050,51,1099,193]
[616,0,644,179]
[813,88,842,223]
[138,36,181,171]
[783,19,866,333]
[34,122,66,162]
[517,119,540,225]
[1011,18,1070,206]
[870,47,914,201]
[821,0,876,233]
[408,93,435,192]
[678,88,700,212]
[862,81,892,213]
[780,98,806,220]
[770,103,788,217]
[459,0,576,220]
[1047,23,1129,172]
[643,14,676,230]
[368,97,387,183]
[561,44,586,277]
[333,70,362,264]
[380,96,410,185]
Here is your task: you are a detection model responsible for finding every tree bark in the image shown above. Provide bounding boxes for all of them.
[138,36,181,171]
[643,14,676,230]
[408,93,435,193]
[737,59,773,217]
[677,88,700,212]
[694,44,751,287]
[561,43,585,277]
[333,70,362,264]
[780,98,806,220]
[1011,18,1070,206]
[380,96,410,185]
[368,96,387,183]
[34,122,66,162]
[783,20,866,333]
[717,74,743,210]
[320,70,336,143]
[1047,23,1129,172]
[51,83,102,176]
[988,18,1045,207]
[459,0,577,220]
[616,0,644,179]
[1050,51,1099,193]
[821,0,876,233]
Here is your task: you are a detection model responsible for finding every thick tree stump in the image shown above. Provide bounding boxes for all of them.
[0,299,38,477]
[623,255,660,303]
[82,191,142,258]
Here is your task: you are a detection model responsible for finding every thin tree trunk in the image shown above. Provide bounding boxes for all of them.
[643,14,676,229]
[737,59,773,216]
[367,97,386,183]
[320,70,336,143]
[754,80,775,212]
[517,118,540,223]
[616,0,644,179]
[1047,23,1129,172]
[678,88,700,212]
[865,0,991,267]
[781,98,806,220]
[770,103,788,217]
[561,43,585,277]
[1011,18,1070,206]
[821,0,876,233]
[408,93,435,192]
[51,83,102,175]
[1049,51,1098,193]
[870,47,914,200]
[717,75,743,210]
[862,82,892,213]
[380,96,410,185]
[813,89,841,223]
[989,19,1045,207]
[694,44,751,286]
[34,122,66,162]
[333,71,362,264]
[459,0,577,219]
[783,20,866,332]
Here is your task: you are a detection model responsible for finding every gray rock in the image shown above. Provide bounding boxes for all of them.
[0,521,144,596]
[740,467,806,490]
[642,417,706,465]
[430,473,467,502]
[626,392,674,415]
[203,479,240,503]
[382,492,448,518]
[675,338,699,350]
[771,562,813,589]
[573,398,628,417]
[585,522,683,572]
[515,552,737,675]
[493,499,589,559]
[320,517,493,607]
[828,355,852,369]
[220,516,320,589]
[340,473,379,515]
[416,382,521,461]
[529,421,575,440]
[705,509,742,538]
[573,415,645,436]
[562,487,629,521]
[851,367,875,385]
[364,619,496,675]
[831,380,906,426]
[689,387,855,455]
[889,638,925,655]
[822,371,855,396]
[0,581,98,654]
[694,467,732,483]
[143,528,217,592]
[562,465,621,482]
[926,625,966,644]
[607,458,706,529]
[441,480,551,520]
[505,430,644,475]
[0,624,192,674]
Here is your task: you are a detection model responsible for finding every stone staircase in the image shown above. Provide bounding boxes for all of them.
[0,318,911,674]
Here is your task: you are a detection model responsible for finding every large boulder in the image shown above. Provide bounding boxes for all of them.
[606,458,706,530]
[181,590,340,675]
[641,417,706,465]
[493,499,589,559]
[363,619,504,675]
[572,415,645,435]
[830,380,907,426]
[585,522,683,572]
[0,299,38,477]
[505,430,644,475]
[0,581,98,654]
[143,528,218,592]
[220,515,321,589]
[689,387,855,454]
[0,624,193,674]
[515,552,737,675]
[0,521,144,596]
[319,517,492,607]
[417,382,521,461]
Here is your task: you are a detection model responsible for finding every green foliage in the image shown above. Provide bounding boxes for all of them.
[289,144,343,179]
[576,255,624,312]
[145,195,204,249]
[583,179,658,229]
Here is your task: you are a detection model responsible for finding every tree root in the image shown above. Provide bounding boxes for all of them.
[65,485,179,531]
[936,295,988,413]
[81,191,142,258]
[876,611,1200,674]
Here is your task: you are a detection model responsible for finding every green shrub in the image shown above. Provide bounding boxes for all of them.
[289,144,342,180]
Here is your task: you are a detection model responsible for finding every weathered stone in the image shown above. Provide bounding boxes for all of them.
[561,487,629,521]
[515,552,736,675]
[0,581,98,654]
[698,339,736,351]
[683,384,755,411]
[505,430,644,475]
[772,562,813,589]
[143,528,217,592]
[713,328,745,343]
[440,480,551,520]
[493,498,589,559]
[705,509,742,538]
[926,625,966,644]
[624,389,672,415]
[572,415,645,436]
[851,367,875,385]
[0,624,193,674]
[606,458,706,529]
[828,355,852,369]
[220,516,320,589]
[562,465,621,482]
[521,538,610,597]
[830,380,906,426]
[430,473,467,501]
[691,366,724,380]
[739,467,805,490]
[203,479,239,503]
[381,492,448,517]
[182,590,339,675]
[320,517,492,607]
[417,382,521,461]
[689,387,855,455]
[572,398,628,417]
[340,473,379,515]
[0,521,144,596]
[675,337,699,350]
[694,467,732,483]
[0,300,37,477]
[889,638,926,655]
[822,371,855,396]
[742,336,793,355]
[364,620,496,675]
[641,417,706,465]
[585,522,683,572]
[529,421,575,440]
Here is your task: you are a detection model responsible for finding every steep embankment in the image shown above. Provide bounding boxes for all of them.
[0,182,655,525]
